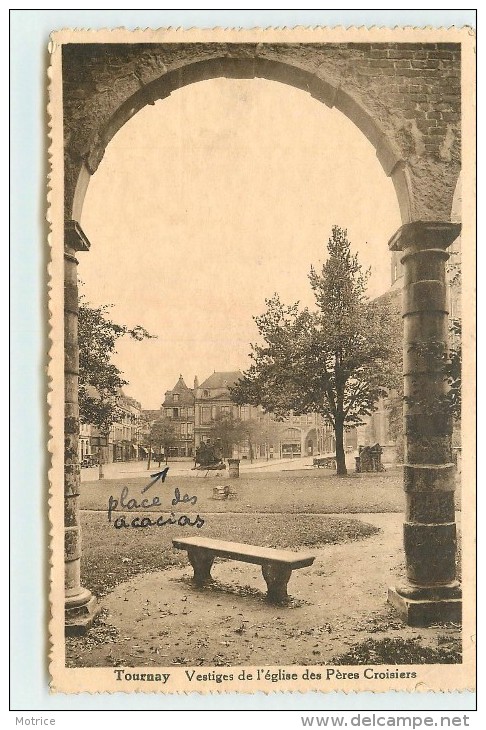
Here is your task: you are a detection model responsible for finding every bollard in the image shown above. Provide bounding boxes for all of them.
[228,458,240,478]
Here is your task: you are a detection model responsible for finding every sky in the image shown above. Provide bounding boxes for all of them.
[79,77,402,410]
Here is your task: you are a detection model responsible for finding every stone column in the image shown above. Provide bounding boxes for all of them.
[64,221,98,635]
[388,221,462,626]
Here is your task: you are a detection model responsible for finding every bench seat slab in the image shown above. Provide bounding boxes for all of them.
[173,536,316,602]
[173,536,315,569]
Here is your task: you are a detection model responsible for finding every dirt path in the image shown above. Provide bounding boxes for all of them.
[68,514,460,668]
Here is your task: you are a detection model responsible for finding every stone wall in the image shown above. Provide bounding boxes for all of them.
[62,42,461,224]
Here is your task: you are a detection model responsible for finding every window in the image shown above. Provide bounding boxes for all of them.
[221,406,230,416]
[187,423,194,435]
[204,390,209,397]
[173,408,179,418]
[241,406,249,420]
[180,407,186,418]
[165,408,172,418]
[173,394,179,403]
[282,427,300,440]
[187,407,194,417]
[181,423,187,437]
[307,414,313,424]
[202,407,211,424]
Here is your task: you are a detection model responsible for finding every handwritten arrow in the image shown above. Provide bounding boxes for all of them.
[141,467,169,493]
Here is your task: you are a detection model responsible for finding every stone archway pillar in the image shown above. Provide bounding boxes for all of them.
[388,220,462,626]
[64,221,99,635]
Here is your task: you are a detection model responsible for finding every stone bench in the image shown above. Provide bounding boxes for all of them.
[172,536,316,603]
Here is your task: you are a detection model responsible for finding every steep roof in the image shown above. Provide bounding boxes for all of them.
[199,371,243,390]
[162,375,195,406]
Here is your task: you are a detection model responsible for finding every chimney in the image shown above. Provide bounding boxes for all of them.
[193,376,199,390]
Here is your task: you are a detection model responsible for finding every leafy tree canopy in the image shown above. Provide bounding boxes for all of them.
[207,413,245,459]
[231,226,401,474]
[149,418,177,450]
[78,297,154,434]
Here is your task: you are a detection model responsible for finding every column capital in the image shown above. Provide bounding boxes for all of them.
[65,220,91,253]
[388,221,461,252]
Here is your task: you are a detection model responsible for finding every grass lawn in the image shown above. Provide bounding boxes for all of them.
[81,467,412,515]
[70,467,463,669]
[80,511,380,598]
[81,467,461,516]
[79,466,461,598]
[332,636,462,664]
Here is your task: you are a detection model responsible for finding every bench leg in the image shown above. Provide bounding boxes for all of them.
[262,564,293,603]
[187,549,214,586]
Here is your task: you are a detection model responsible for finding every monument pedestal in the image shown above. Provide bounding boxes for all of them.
[65,587,99,636]
[388,584,462,627]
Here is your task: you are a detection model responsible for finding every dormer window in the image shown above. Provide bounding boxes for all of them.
[204,390,209,397]
[173,394,179,403]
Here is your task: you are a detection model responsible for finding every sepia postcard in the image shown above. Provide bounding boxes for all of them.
[48,25,476,694]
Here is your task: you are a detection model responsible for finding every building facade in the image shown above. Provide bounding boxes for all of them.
[161,375,195,457]
[353,286,403,463]
[110,393,143,462]
[193,370,336,461]
[80,390,143,464]
[78,422,92,462]
[194,371,255,452]
[258,411,336,460]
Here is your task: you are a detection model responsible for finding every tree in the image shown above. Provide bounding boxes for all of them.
[78,298,153,478]
[231,226,401,475]
[446,318,461,423]
[445,252,462,425]
[138,415,151,470]
[207,414,245,460]
[239,418,266,463]
[149,418,177,465]
[258,419,282,461]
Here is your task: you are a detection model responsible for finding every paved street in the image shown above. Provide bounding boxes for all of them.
[80,453,362,482]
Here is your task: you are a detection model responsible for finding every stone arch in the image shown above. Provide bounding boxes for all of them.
[69,56,412,223]
[63,42,463,633]
[304,428,318,457]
